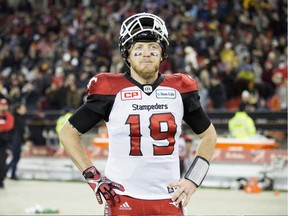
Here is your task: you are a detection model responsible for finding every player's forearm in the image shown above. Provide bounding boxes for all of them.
[195,123,217,161]
[182,123,217,188]
[59,121,93,172]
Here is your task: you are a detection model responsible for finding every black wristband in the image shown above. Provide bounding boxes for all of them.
[184,156,210,187]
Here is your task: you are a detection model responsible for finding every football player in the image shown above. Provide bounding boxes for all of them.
[59,12,217,216]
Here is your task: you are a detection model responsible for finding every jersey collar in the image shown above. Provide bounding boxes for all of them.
[124,72,164,95]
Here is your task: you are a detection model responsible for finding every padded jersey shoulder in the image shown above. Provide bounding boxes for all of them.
[87,73,133,96]
[160,73,198,93]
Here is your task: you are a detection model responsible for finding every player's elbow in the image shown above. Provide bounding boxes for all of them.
[199,123,217,141]
[58,122,78,146]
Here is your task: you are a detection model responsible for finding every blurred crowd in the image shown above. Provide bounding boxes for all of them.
[0,0,287,113]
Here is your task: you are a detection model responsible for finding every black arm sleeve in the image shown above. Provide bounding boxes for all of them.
[68,105,104,134]
[183,106,211,134]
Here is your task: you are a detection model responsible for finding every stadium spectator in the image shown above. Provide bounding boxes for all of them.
[0,98,14,188]
[228,103,257,139]
[7,103,27,180]
[26,110,46,146]
[208,75,226,109]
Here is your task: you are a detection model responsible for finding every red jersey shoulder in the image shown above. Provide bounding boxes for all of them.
[87,73,132,95]
[161,73,198,93]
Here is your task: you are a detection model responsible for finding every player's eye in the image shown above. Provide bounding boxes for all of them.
[134,45,143,50]
[150,45,158,50]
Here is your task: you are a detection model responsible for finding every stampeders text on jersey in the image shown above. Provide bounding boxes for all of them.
[132,103,168,111]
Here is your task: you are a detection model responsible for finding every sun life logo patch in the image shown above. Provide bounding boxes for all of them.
[156,90,176,99]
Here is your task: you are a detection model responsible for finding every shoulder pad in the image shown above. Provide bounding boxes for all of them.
[162,73,198,93]
[87,73,128,95]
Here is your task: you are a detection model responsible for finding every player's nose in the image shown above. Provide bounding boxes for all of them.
[142,46,151,57]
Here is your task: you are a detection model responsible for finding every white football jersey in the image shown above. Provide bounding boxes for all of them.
[85,72,200,199]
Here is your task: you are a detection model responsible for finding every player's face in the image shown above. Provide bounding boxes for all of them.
[128,42,162,82]
[0,104,8,112]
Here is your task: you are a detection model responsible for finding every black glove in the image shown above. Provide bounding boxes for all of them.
[83,166,125,205]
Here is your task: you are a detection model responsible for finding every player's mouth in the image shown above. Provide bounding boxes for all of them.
[141,61,153,64]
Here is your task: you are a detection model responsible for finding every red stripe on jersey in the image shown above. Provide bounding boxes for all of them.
[160,73,198,93]
[87,73,133,96]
